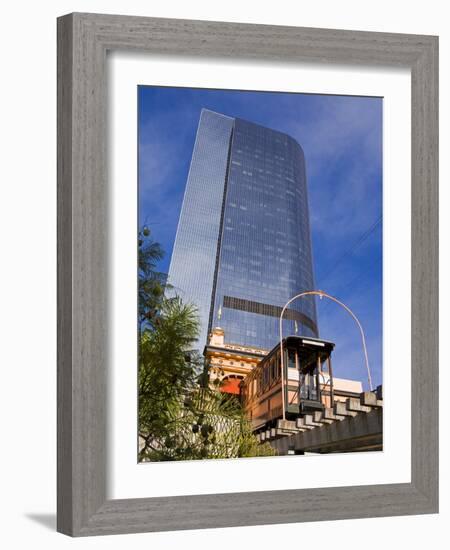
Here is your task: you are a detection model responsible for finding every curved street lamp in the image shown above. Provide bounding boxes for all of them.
[279,290,373,420]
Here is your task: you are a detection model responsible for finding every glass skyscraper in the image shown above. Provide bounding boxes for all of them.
[167,109,318,350]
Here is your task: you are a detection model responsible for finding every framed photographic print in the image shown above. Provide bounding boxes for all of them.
[136,86,382,464]
[57,13,438,536]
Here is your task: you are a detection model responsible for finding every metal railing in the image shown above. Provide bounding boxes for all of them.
[279,290,373,420]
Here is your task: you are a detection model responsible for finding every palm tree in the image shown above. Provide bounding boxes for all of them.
[139,295,202,459]
[138,226,167,332]
[138,226,276,461]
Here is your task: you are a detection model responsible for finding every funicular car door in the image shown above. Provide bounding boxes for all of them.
[298,342,322,409]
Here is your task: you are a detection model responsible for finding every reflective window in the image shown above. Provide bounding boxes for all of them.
[168,110,318,351]
[211,116,318,349]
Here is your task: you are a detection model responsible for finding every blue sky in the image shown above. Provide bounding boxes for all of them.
[138,86,383,390]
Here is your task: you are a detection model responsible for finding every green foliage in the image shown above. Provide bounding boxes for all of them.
[138,226,276,461]
[138,297,202,455]
[140,384,276,461]
[138,226,167,331]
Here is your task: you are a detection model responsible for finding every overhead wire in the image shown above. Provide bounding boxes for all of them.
[315,215,382,316]
[317,215,382,287]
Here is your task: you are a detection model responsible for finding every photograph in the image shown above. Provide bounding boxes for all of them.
[0,0,441,543]
[137,86,383,461]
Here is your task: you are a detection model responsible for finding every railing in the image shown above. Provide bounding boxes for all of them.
[279,290,373,420]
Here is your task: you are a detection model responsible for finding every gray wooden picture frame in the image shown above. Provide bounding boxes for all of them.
[57,12,439,537]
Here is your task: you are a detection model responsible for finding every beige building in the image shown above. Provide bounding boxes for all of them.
[204,327,362,402]
[204,327,267,395]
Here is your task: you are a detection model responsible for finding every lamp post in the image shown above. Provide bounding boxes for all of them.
[279,290,373,420]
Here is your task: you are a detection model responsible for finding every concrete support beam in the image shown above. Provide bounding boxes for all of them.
[295,418,314,431]
[334,402,357,417]
[277,419,297,431]
[303,414,323,428]
[270,408,382,454]
[360,392,383,408]
[323,407,345,421]
[360,392,377,407]
[313,411,334,424]
[347,397,372,413]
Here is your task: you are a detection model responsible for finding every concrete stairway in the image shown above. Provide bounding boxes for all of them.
[257,390,383,454]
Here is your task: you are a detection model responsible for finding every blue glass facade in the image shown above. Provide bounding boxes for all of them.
[167,110,234,348]
[168,109,317,350]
